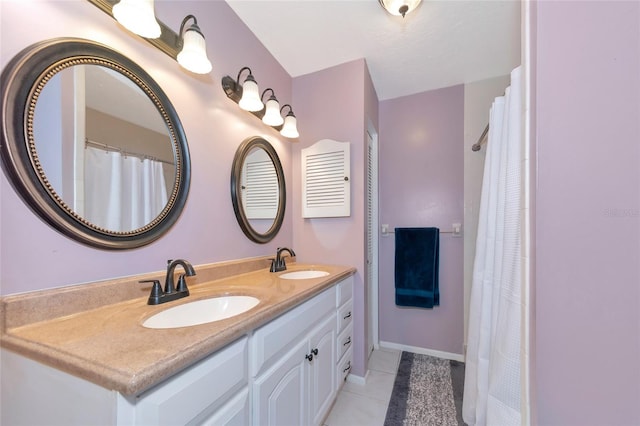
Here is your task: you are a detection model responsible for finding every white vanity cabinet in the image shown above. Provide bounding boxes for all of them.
[251,285,337,426]
[1,274,355,426]
[0,337,249,426]
[336,276,354,387]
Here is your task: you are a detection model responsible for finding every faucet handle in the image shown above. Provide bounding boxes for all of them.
[176,274,190,293]
[140,280,163,305]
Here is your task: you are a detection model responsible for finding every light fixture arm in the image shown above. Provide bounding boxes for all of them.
[236,67,253,86]
[221,67,254,101]
[178,14,203,44]
[280,104,294,115]
[261,88,277,102]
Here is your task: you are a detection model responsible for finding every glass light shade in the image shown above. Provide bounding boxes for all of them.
[238,77,263,112]
[112,0,161,38]
[280,113,299,138]
[379,0,422,17]
[262,98,284,126]
[177,29,212,74]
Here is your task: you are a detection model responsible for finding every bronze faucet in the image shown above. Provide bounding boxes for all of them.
[270,247,296,272]
[141,259,196,305]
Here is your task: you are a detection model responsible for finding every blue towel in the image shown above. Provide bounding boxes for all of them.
[394,227,440,309]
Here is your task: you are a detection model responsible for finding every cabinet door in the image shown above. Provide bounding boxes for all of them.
[251,286,335,377]
[308,316,337,426]
[253,340,308,426]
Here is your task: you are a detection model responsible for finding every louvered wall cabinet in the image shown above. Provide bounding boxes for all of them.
[301,139,351,218]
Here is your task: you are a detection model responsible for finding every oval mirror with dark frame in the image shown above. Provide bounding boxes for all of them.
[231,136,285,244]
[0,38,190,250]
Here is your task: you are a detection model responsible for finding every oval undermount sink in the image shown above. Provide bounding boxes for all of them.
[142,295,260,329]
[279,270,330,280]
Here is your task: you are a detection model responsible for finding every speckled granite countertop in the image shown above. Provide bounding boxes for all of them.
[0,260,355,396]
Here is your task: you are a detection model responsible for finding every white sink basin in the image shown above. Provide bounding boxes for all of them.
[142,295,260,329]
[279,270,330,280]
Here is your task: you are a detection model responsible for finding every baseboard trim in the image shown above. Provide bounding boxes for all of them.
[379,341,465,362]
[346,369,369,386]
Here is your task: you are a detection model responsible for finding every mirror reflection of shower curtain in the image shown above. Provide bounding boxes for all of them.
[463,66,528,425]
[84,146,168,231]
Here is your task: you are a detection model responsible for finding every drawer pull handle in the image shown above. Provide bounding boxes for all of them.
[343,311,352,320]
[343,337,351,346]
[306,348,319,362]
[343,361,351,373]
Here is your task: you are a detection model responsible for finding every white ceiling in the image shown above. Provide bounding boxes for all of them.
[85,66,168,134]
[226,0,521,100]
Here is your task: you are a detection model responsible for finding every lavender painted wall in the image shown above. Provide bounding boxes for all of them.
[378,85,464,355]
[292,58,378,377]
[0,1,294,295]
[534,1,640,424]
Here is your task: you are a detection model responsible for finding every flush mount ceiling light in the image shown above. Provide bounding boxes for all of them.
[176,15,212,74]
[379,0,422,18]
[261,88,284,126]
[112,0,161,38]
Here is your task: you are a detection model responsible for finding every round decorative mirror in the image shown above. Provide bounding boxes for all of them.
[0,38,190,249]
[231,136,285,244]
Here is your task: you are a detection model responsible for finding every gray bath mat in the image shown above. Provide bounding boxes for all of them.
[384,352,465,426]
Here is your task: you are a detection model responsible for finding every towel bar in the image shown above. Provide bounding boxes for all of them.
[385,230,455,234]
[386,230,453,234]
[382,224,462,238]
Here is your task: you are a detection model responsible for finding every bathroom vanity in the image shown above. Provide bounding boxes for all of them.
[0,259,355,425]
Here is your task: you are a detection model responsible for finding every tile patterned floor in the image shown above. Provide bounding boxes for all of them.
[324,348,401,426]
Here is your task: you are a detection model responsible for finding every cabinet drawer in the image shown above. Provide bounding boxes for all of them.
[251,286,336,376]
[199,387,249,426]
[336,324,353,361]
[134,337,248,426]
[337,347,353,384]
[336,276,354,307]
[337,301,353,333]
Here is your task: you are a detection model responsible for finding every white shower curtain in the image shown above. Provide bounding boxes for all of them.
[84,147,168,231]
[463,66,527,425]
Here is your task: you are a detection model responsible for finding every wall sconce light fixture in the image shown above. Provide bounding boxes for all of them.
[279,105,299,139]
[261,89,284,126]
[112,0,161,38]
[88,0,212,74]
[379,0,422,17]
[176,15,212,74]
[222,68,299,138]
[233,67,263,112]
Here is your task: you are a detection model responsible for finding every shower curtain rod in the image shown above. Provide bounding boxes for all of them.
[85,138,175,166]
[472,123,489,152]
